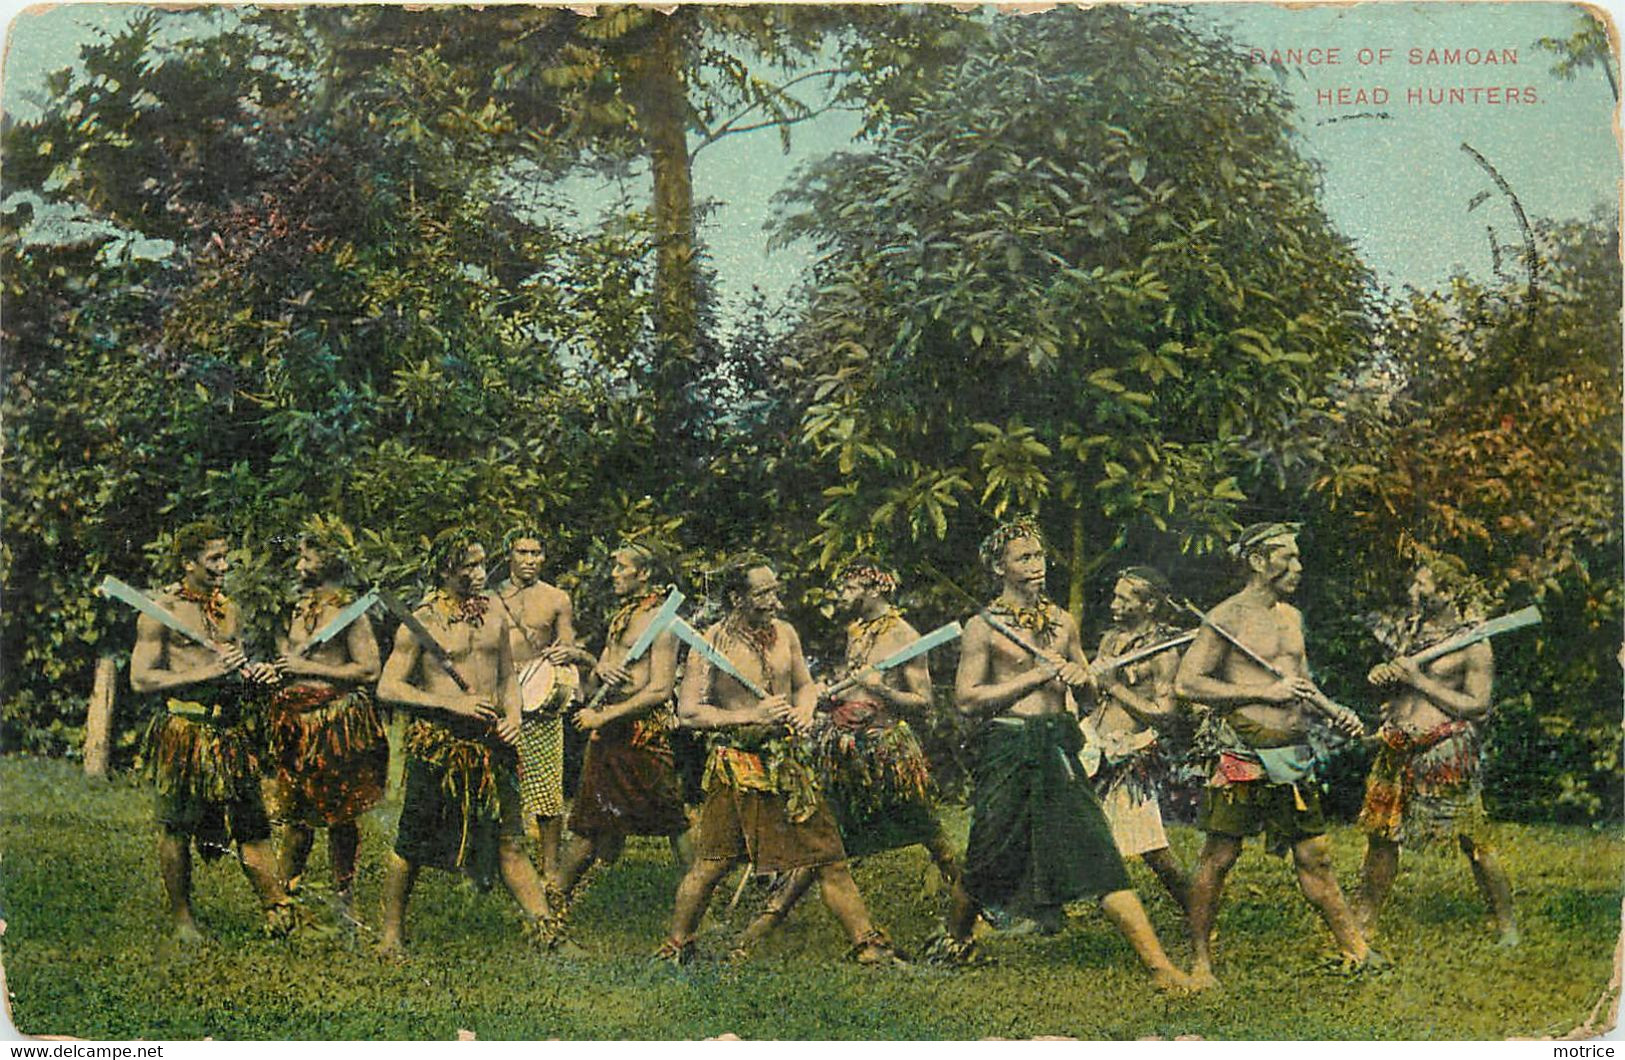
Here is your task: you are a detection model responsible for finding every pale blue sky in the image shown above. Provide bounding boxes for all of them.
[4,3,1618,318]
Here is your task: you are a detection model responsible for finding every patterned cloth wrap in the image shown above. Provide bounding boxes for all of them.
[145,685,271,859]
[702,725,823,824]
[1357,719,1487,849]
[263,684,389,827]
[812,700,938,856]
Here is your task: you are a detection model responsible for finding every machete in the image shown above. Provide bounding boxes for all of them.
[292,590,380,657]
[825,621,963,698]
[1089,630,1198,678]
[669,616,770,699]
[583,588,687,711]
[1399,605,1543,666]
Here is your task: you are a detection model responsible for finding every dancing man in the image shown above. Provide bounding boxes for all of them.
[943,518,1191,990]
[655,556,901,966]
[129,520,294,940]
[1354,559,1517,945]
[1175,522,1376,988]
[265,530,388,925]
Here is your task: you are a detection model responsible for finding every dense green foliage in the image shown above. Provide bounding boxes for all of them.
[2,758,1619,1039]
[1,5,1619,824]
[774,8,1374,614]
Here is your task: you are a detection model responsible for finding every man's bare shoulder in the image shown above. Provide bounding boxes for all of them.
[890,615,922,643]
[1274,600,1305,624]
[1208,593,1251,624]
[775,618,804,648]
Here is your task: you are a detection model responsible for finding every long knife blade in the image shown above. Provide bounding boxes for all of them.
[670,617,768,699]
[294,590,380,657]
[98,576,215,648]
[583,588,687,712]
[1406,605,1542,666]
[375,589,474,695]
[1090,630,1197,678]
[827,621,962,698]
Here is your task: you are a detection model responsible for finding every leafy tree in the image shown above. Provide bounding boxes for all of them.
[773,7,1373,618]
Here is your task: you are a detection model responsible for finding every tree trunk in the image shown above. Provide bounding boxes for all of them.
[83,655,118,777]
[1068,508,1087,628]
[628,14,697,369]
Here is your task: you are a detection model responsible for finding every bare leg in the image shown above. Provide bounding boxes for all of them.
[1187,834,1241,989]
[668,856,737,944]
[1355,837,1400,937]
[535,815,564,881]
[814,861,883,946]
[734,867,815,955]
[924,831,964,888]
[377,852,418,956]
[1461,836,1519,945]
[330,822,360,913]
[158,831,202,940]
[668,827,694,868]
[1142,846,1191,914]
[240,839,291,905]
[1292,835,1369,961]
[279,824,315,889]
[1100,889,1192,992]
[498,835,553,920]
[552,833,602,899]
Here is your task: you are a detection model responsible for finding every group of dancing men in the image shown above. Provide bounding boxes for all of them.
[126,514,1519,990]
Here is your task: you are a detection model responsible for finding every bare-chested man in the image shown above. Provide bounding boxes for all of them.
[130,520,294,940]
[550,542,692,907]
[264,532,387,924]
[730,558,970,958]
[1174,522,1375,989]
[944,519,1191,989]
[1354,560,1518,945]
[1087,566,1190,912]
[655,556,902,966]
[490,529,593,884]
[376,532,561,957]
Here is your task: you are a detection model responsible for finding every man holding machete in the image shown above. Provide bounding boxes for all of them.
[1086,566,1193,914]
[127,520,295,941]
[375,531,564,958]
[549,542,692,912]
[264,529,387,926]
[1174,522,1377,989]
[654,555,903,966]
[939,518,1191,990]
[729,558,969,960]
[1353,558,1521,946]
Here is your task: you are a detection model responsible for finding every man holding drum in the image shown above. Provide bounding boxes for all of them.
[491,528,593,887]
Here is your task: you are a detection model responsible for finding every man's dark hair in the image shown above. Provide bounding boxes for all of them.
[615,540,668,585]
[299,534,351,583]
[1116,565,1172,620]
[502,527,545,555]
[719,553,774,607]
[173,520,227,566]
[430,529,485,581]
[1229,522,1300,567]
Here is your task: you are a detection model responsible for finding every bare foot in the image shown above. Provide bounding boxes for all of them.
[171,919,205,944]
[376,936,407,963]
[1150,967,1197,995]
[1188,964,1220,992]
[1495,925,1521,947]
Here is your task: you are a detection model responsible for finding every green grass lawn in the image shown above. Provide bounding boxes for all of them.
[1,755,1619,1040]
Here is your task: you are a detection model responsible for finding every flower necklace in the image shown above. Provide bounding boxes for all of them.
[174,583,228,639]
[607,586,671,644]
[428,589,489,627]
[990,596,1059,647]
[846,608,902,670]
